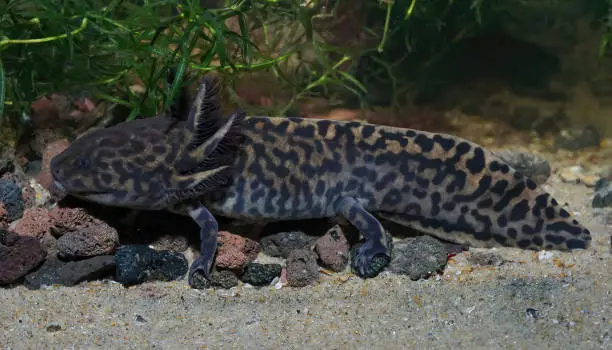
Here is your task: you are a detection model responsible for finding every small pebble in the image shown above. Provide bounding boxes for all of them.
[114,245,188,286]
[240,263,282,286]
[526,308,541,319]
[537,251,555,261]
[559,167,582,183]
[285,249,319,287]
[28,178,52,207]
[581,175,599,187]
[45,323,62,332]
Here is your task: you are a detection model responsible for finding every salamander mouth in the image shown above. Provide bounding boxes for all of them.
[50,180,108,202]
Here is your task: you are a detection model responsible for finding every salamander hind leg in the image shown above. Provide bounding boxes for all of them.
[186,205,220,289]
[334,197,392,278]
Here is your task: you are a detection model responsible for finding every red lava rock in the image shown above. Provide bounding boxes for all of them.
[314,225,350,272]
[48,206,102,235]
[215,244,248,270]
[56,223,120,259]
[217,231,260,261]
[14,207,54,239]
[286,249,319,287]
[0,231,46,285]
[36,139,70,190]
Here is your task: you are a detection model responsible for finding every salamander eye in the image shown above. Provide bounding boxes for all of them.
[75,158,90,169]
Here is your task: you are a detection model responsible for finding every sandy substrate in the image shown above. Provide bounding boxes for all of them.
[1,158,611,349]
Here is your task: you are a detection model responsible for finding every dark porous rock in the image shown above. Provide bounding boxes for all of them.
[57,223,119,259]
[510,106,540,130]
[115,245,188,285]
[40,232,59,258]
[592,179,612,208]
[0,230,46,285]
[210,269,240,289]
[555,125,601,151]
[286,249,319,287]
[23,255,115,289]
[0,203,8,229]
[468,249,504,267]
[260,231,317,258]
[149,234,190,253]
[314,225,350,272]
[48,206,103,235]
[493,150,551,186]
[389,235,448,281]
[0,179,24,222]
[240,263,282,286]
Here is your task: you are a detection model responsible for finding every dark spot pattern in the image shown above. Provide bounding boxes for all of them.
[53,111,592,260]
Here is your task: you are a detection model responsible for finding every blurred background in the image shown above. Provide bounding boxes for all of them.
[2,0,612,160]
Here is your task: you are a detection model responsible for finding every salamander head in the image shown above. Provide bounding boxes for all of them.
[50,76,246,210]
[50,117,183,209]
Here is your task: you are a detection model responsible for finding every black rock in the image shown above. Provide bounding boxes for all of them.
[260,231,317,258]
[114,245,188,285]
[592,179,612,208]
[24,256,115,289]
[210,269,239,289]
[240,263,282,286]
[389,236,448,280]
[0,179,24,221]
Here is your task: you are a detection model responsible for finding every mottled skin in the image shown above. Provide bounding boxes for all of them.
[50,78,592,288]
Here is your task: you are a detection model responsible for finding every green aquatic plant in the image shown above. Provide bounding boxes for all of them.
[3,0,608,133]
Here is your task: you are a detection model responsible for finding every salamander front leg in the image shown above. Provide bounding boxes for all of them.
[187,206,219,289]
[334,197,392,278]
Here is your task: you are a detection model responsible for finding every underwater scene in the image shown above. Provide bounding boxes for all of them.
[0,1,610,349]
